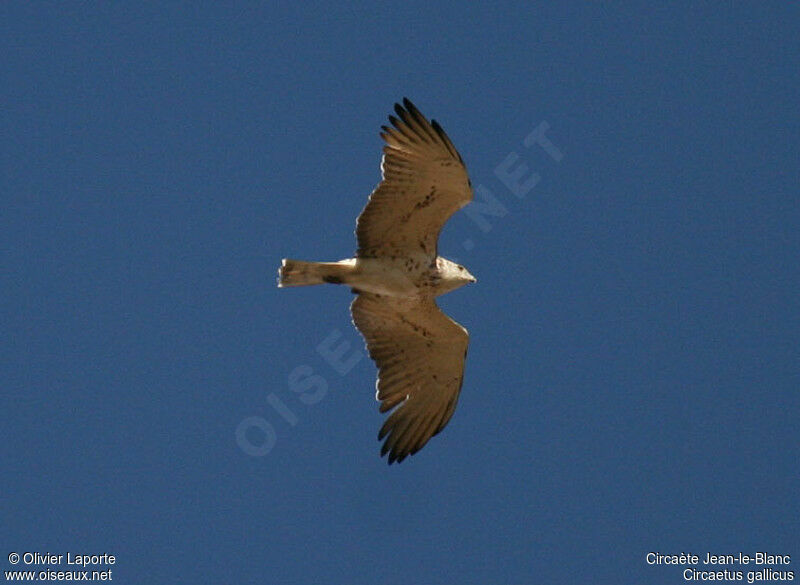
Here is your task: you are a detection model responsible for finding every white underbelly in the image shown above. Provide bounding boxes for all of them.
[350,257,420,297]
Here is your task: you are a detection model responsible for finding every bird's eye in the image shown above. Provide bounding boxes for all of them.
[457,264,464,270]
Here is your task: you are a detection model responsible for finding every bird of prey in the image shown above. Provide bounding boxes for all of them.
[278,98,475,464]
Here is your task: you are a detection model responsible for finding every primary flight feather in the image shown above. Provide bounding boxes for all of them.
[278,98,475,464]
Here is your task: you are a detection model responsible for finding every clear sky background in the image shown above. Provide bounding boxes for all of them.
[3,3,798,584]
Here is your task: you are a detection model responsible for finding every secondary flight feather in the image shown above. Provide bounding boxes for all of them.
[278,98,475,464]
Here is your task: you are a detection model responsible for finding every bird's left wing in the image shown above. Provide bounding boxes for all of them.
[356,98,472,262]
[350,292,469,464]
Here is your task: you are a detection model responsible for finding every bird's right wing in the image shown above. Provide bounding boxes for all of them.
[350,293,469,464]
[356,98,473,263]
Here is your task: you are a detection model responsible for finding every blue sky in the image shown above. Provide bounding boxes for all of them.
[3,3,798,584]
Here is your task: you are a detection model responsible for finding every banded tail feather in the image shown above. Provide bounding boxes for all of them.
[278,259,353,287]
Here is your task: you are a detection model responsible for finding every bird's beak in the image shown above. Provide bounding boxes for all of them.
[469,274,477,283]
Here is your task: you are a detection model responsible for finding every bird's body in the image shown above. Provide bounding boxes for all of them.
[279,256,473,298]
[278,98,475,464]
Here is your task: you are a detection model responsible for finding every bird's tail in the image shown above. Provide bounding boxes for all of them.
[277,259,354,287]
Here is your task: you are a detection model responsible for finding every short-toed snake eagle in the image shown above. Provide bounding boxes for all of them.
[278,98,475,464]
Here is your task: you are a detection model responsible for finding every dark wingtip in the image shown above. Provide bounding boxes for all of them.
[378,421,390,441]
[431,118,463,162]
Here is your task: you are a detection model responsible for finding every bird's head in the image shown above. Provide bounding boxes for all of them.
[459,264,477,284]
[439,258,476,288]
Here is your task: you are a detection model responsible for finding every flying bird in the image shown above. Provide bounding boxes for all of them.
[278,98,475,464]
